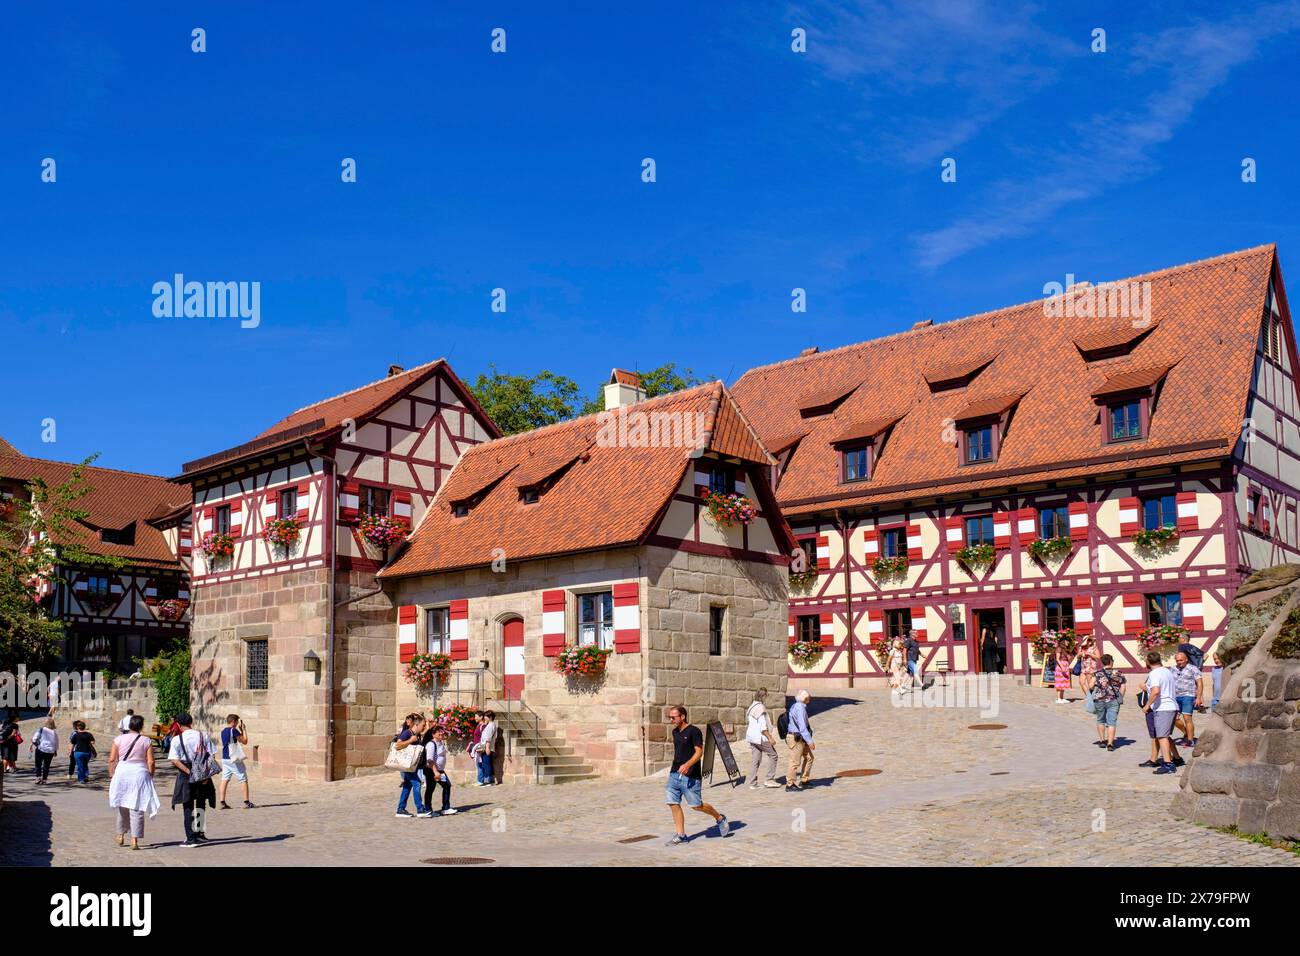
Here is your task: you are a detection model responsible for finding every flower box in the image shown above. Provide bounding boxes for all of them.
[198,531,235,560]
[1135,623,1187,655]
[263,516,302,549]
[554,644,612,679]
[404,652,452,691]
[359,514,410,548]
[872,555,908,580]
[788,640,824,669]
[701,490,757,528]
[155,598,188,622]
[1133,526,1179,557]
[1027,536,1072,563]
[954,542,995,570]
[788,568,819,594]
[1032,627,1081,661]
[428,703,479,743]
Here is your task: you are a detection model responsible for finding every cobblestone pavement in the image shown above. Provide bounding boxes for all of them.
[3,678,1296,867]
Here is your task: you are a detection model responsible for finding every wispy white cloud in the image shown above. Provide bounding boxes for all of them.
[911,1,1300,269]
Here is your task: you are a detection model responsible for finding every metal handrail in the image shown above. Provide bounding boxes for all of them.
[477,665,544,784]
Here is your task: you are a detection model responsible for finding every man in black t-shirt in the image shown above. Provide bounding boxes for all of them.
[664,705,728,846]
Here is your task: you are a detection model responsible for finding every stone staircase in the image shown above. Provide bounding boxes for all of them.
[485,701,599,785]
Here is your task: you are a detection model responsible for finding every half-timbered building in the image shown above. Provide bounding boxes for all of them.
[731,245,1300,683]
[174,360,499,781]
[0,444,191,676]
[378,375,794,781]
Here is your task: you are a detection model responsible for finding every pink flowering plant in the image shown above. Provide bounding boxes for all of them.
[554,644,612,678]
[404,652,451,690]
[429,703,478,743]
[788,640,824,669]
[702,490,757,528]
[872,555,908,580]
[359,514,409,548]
[155,598,188,622]
[263,516,301,549]
[198,531,234,560]
[1136,623,1187,655]
[1032,628,1081,661]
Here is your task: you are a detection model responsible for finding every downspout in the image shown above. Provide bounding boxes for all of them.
[837,508,856,689]
[305,440,338,782]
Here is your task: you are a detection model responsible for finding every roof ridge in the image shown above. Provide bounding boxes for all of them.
[0,451,176,485]
[462,381,723,454]
[736,244,1277,380]
[275,358,445,421]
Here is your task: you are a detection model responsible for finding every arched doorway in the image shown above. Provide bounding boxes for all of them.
[502,617,525,700]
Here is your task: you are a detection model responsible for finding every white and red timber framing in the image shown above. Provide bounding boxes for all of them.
[730,244,1300,682]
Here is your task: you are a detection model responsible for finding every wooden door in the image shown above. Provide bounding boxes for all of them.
[503,618,525,700]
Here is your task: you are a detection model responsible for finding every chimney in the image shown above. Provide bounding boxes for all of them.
[387,364,406,378]
[799,346,819,356]
[603,369,647,411]
[911,319,933,330]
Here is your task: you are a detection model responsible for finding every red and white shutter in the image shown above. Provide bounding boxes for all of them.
[906,522,923,561]
[448,599,469,661]
[1068,501,1089,542]
[1020,602,1040,637]
[788,611,797,645]
[262,489,279,523]
[296,480,310,522]
[542,590,566,657]
[693,464,710,498]
[1181,590,1204,630]
[1118,497,1140,536]
[993,511,1011,549]
[228,500,243,537]
[943,515,964,552]
[1074,595,1094,634]
[864,608,883,643]
[911,607,928,640]
[818,612,834,647]
[1016,508,1037,546]
[816,534,830,572]
[1122,593,1145,633]
[143,579,158,606]
[862,527,880,560]
[200,507,214,536]
[338,481,361,523]
[392,490,413,525]
[613,581,640,653]
[398,605,417,664]
[734,470,749,497]
[178,524,193,557]
[1176,492,1199,532]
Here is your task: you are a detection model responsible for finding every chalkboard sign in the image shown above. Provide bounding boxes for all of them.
[701,720,742,787]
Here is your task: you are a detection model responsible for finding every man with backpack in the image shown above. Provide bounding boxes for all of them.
[782,689,815,791]
[168,712,218,848]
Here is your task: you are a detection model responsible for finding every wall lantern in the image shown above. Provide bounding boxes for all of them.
[303,649,322,685]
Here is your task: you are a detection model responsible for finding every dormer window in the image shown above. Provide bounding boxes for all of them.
[1107,399,1144,442]
[842,444,870,482]
[964,425,994,464]
[520,488,540,505]
[452,501,470,518]
[708,465,736,495]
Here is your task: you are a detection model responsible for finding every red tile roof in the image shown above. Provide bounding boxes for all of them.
[732,245,1282,516]
[1091,362,1176,398]
[952,392,1026,422]
[0,437,19,456]
[922,354,995,388]
[0,453,188,567]
[380,383,781,577]
[178,359,500,477]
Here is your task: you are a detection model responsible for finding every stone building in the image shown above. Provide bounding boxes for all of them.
[731,244,1300,683]
[0,440,191,676]
[378,376,793,781]
[174,360,499,781]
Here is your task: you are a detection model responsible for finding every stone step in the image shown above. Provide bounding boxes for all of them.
[538,767,600,785]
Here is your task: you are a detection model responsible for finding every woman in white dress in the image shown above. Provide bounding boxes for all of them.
[108,714,159,849]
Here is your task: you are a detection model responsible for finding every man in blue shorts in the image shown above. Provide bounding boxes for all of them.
[665,705,728,846]
[1169,650,1203,748]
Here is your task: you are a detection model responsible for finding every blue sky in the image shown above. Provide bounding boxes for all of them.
[3,1,1299,475]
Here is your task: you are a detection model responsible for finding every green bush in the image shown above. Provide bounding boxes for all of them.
[151,638,191,725]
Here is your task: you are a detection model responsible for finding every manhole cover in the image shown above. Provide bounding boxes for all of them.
[422,857,494,865]
[836,768,882,778]
[617,834,657,844]
[968,723,1007,730]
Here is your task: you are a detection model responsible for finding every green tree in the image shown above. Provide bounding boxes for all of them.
[469,365,583,435]
[577,363,710,416]
[151,637,191,725]
[0,458,123,673]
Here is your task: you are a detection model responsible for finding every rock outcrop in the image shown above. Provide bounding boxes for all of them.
[1173,565,1300,839]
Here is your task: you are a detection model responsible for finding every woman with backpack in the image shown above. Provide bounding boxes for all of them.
[167,712,218,848]
[108,714,159,849]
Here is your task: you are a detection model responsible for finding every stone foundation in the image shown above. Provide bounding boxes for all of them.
[1173,565,1300,839]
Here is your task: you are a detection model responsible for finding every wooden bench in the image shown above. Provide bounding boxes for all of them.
[932,660,950,686]
[146,724,168,752]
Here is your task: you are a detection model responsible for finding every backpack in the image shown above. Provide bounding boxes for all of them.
[179,732,219,784]
[1179,642,1204,670]
[776,711,789,740]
